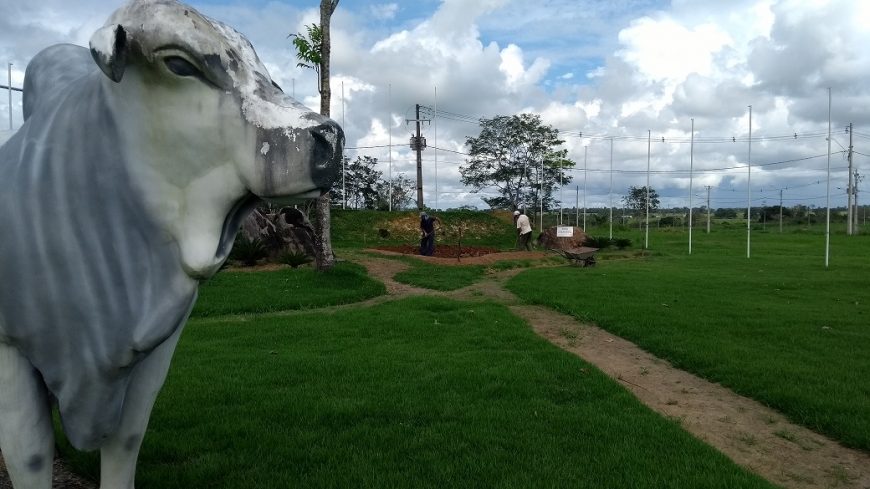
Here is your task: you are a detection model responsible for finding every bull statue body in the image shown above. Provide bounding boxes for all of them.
[0,0,342,487]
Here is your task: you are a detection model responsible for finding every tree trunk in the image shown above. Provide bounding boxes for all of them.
[312,0,339,271]
[319,1,333,117]
[312,192,334,269]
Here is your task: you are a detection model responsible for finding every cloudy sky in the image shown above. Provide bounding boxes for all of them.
[2,0,868,211]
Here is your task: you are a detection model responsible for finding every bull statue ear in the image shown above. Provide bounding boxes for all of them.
[89,24,129,83]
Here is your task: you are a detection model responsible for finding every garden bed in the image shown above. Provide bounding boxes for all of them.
[374,244,500,258]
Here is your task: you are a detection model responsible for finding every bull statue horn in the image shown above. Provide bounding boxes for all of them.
[89,24,129,83]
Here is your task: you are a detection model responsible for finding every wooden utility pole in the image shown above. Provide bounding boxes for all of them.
[706,185,712,234]
[779,189,782,233]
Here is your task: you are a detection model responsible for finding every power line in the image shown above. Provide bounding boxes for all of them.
[417,105,838,144]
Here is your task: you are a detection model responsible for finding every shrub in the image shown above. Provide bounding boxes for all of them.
[230,234,267,266]
[278,250,313,268]
[583,236,613,249]
[614,238,632,249]
[658,216,682,227]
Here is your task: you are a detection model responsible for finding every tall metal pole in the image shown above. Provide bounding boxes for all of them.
[575,186,579,228]
[415,103,424,210]
[583,145,588,230]
[388,84,392,212]
[825,88,832,268]
[434,86,438,211]
[539,156,544,233]
[747,105,752,259]
[856,170,861,232]
[7,63,12,131]
[559,159,563,225]
[341,80,346,209]
[645,130,651,250]
[609,137,614,240]
[689,118,694,255]
[706,186,711,233]
[847,122,853,235]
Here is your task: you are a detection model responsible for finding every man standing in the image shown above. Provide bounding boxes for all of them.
[419,212,439,256]
[514,210,532,251]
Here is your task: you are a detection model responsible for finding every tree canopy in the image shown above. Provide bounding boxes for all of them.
[375,173,415,211]
[330,157,415,211]
[623,186,660,213]
[460,114,574,211]
[289,24,322,92]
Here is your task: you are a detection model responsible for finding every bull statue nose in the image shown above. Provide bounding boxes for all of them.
[310,120,344,192]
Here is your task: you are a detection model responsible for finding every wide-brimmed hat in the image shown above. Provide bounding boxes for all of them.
[513,210,520,216]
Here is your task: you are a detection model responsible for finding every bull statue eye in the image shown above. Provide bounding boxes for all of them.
[164,56,202,78]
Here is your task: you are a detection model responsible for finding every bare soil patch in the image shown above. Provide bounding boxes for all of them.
[368,247,551,266]
[0,454,94,489]
[374,244,500,258]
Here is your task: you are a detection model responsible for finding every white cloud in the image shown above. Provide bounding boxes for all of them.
[499,44,551,91]
[617,17,732,84]
[369,3,399,21]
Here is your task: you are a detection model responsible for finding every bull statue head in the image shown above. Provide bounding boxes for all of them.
[89,0,343,278]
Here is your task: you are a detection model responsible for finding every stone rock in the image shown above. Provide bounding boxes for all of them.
[536,225,588,251]
[240,207,316,258]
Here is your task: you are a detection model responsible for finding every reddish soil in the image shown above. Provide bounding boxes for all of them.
[374,244,500,258]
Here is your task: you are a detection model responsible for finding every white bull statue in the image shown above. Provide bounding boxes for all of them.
[0,0,343,487]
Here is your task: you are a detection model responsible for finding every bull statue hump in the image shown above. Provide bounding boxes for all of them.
[0,0,343,487]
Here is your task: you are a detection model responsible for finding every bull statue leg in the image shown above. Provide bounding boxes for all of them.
[98,326,184,489]
[0,343,55,489]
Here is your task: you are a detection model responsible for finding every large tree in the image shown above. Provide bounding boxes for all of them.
[330,156,381,209]
[460,114,573,212]
[291,0,340,271]
[375,173,415,211]
[623,185,660,228]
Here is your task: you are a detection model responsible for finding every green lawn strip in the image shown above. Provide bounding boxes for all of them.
[392,261,486,291]
[191,262,385,317]
[506,232,870,451]
[59,297,773,488]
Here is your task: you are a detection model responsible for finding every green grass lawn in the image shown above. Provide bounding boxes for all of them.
[60,297,774,488]
[507,227,870,451]
[192,262,385,317]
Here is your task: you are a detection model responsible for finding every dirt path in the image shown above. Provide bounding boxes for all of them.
[357,254,870,489]
[0,456,93,489]
[5,252,868,489]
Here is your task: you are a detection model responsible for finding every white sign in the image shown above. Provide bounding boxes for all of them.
[556,226,574,237]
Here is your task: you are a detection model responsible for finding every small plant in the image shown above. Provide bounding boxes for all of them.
[583,236,612,248]
[279,250,313,268]
[230,234,267,266]
[614,237,632,250]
